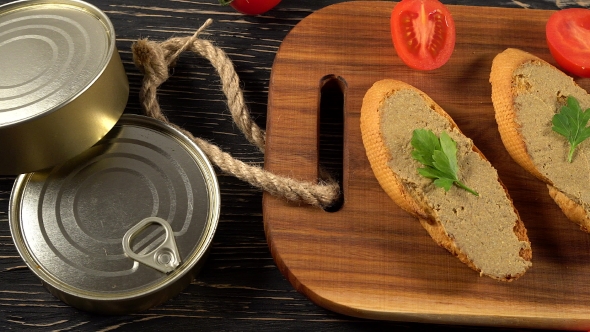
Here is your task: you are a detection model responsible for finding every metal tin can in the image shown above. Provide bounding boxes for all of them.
[0,0,128,175]
[9,115,220,314]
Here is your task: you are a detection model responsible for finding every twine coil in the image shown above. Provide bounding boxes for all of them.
[131,19,341,209]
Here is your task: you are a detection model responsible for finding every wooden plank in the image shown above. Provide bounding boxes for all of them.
[263,2,590,329]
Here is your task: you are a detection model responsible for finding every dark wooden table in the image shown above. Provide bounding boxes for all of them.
[0,0,587,330]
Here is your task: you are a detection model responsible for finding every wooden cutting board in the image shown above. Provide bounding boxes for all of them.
[263,2,590,329]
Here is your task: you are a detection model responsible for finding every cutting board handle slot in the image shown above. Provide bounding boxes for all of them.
[319,75,346,212]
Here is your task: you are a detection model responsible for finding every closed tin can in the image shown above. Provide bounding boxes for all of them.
[0,0,128,174]
[9,115,220,314]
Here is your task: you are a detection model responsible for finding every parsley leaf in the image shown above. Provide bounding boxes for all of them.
[552,95,590,162]
[411,129,478,196]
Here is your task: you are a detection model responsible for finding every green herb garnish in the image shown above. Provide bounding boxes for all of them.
[411,129,478,196]
[552,95,590,163]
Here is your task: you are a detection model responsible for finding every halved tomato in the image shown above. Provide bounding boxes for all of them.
[220,0,281,15]
[390,0,456,70]
[546,8,590,78]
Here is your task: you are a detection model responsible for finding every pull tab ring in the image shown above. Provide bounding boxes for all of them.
[122,217,182,274]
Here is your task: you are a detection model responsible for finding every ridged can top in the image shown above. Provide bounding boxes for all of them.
[0,0,115,124]
[9,115,220,314]
[0,0,128,175]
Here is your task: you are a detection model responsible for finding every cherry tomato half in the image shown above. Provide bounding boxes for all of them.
[546,8,590,78]
[220,0,281,15]
[390,0,456,70]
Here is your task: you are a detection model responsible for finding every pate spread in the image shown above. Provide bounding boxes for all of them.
[513,61,590,213]
[379,89,531,278]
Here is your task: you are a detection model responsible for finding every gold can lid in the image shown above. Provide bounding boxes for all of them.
[0,0,128,174]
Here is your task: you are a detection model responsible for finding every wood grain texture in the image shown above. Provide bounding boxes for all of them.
[264,2,590,330]
[0,0,586,331]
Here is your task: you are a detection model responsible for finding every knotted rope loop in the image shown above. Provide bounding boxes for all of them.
[131,19,341,210]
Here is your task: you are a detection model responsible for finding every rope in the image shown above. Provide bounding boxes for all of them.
[131,19,341,209]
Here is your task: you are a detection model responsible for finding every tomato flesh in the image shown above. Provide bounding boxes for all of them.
[225,0,281,15]
[391,0,456,70]
[546,8,590,78]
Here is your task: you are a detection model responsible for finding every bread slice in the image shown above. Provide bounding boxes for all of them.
[490,48,590,232]
[360,79,532,281]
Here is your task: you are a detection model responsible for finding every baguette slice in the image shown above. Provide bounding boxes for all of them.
[490,48,590,232]
[360,79,532,281]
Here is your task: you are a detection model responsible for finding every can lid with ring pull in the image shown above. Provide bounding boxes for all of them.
[122,217,182,274]
[9,115,220,314]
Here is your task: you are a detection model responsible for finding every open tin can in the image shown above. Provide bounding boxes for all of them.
[9,115,221,314]
[0,0,128,174]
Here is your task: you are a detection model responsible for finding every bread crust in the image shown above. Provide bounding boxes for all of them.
[490,48,553,184]
[548,185,590,232]
[360,79,531,281]
[490,48,590,232]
